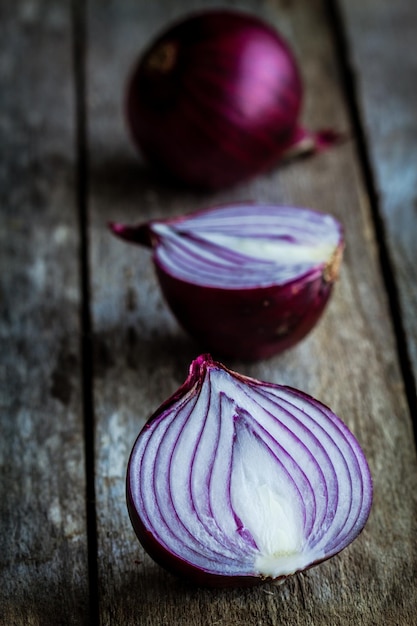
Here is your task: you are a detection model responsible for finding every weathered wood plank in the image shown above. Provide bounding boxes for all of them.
[0,2,89,624]
[338,0,417,388]
[87,0,417,623]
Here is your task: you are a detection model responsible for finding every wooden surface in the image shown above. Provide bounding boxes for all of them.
[339,0,417,400]
[1,0,416,624]
[0,3,89,625]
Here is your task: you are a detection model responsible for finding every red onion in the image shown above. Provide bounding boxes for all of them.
[126,9,340,189]
[110,203,344,360]
[127,354,372,587]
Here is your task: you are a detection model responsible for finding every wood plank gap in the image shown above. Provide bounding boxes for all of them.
[71,0,100,622]
[325,0,417,448]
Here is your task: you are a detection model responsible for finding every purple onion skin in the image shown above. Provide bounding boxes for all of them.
[110,205,343,361]
[154,265,336,361]
[126,355,372,587]
[126,10,303,189]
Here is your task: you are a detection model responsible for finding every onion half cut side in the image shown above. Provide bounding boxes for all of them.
[127,355,372,587]
[110,203,344,360]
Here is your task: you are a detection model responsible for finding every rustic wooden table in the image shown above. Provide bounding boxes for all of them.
[1,0,416,624]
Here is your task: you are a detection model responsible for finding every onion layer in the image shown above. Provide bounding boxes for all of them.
[126,9,340,189]
[110,203,344,360]
[127,355,372,587]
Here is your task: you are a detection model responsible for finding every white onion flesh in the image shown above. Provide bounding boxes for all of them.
[150,205,342,288]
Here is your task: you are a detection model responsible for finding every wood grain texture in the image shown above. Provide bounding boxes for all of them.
[87,0,417,624]
[0,2,89,624]
[338,0,417,386]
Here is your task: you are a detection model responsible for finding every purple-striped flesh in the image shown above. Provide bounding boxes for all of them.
[126,355,372,586]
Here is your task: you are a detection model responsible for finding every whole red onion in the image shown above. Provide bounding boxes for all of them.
[110,203,344,361]
[127,355,372,587]
[126,10,336,189]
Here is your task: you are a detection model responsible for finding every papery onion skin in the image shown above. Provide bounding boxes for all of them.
[126,9,314,189]
[110,204,344,361]
[126,355,372,587]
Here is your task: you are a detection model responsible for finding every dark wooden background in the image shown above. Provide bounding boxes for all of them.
[1,0,416,624]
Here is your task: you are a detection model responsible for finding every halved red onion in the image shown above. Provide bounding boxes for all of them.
[127,355,372,587]
[126,9,341,189]
[110,203,344,360]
